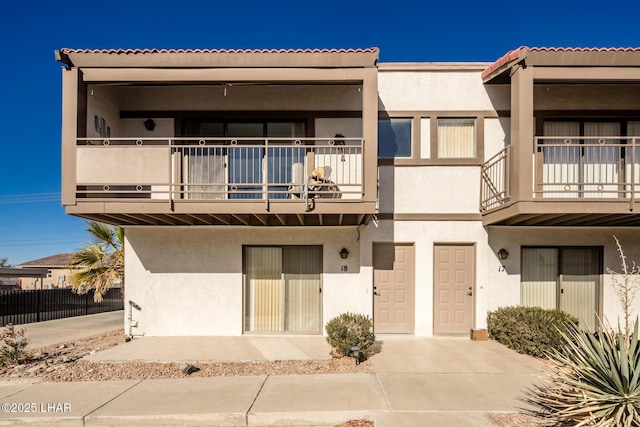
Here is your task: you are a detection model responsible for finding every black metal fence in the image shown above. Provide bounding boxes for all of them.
[0,287,123,325]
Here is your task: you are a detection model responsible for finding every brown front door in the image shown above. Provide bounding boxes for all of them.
[433,244,474,334]
[373,243,415,334]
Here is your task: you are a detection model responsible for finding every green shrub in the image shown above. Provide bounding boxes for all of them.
[487,306,578,358]
[0,324,28,367]
[525,318,640,426]
[325,313,375,361]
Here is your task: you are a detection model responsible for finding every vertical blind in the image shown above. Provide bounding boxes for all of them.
[521,247,599,331]
[244,246,322,333]
[437,118,476,158]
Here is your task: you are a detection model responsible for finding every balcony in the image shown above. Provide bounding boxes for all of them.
[481,136,640,226]
[68,136,374,226]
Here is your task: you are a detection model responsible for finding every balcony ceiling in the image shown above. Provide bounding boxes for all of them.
[72,212,374,227]
[482,201,640,227]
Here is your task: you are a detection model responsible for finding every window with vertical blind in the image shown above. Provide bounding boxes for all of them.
[437,118,476,158]
[244,246,322,333]
[521,246,601,331]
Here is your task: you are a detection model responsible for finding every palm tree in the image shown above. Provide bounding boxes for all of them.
[68,221,124,302]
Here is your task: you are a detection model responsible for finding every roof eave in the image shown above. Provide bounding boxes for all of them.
[481,47,528,84]
[57,48,380,69]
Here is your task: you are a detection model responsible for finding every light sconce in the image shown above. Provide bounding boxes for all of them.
[339,248,349,259]
[144,119,156,131]
[497,248,509,260]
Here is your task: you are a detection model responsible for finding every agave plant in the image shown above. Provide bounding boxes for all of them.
[525,319,640,426]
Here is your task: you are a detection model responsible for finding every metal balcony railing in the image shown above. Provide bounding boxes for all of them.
[480,136,640,212]
[533,136,640,201]
[74,137,364,203]
[480,146,510,211]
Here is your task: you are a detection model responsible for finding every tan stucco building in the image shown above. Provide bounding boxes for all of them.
[55,47,640,337]
[18,253,74,290]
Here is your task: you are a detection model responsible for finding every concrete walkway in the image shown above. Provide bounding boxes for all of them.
[18,311,123,348]
[0,314,546,426]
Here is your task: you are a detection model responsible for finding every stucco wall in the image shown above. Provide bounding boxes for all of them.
[534,84,640,110]
[378,166,480,214]
[86,85,120,137]
[378,71,509,111]
[125,226,369,336]
[116,85,363,111]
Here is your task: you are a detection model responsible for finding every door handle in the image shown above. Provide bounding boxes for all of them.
[467,286,473,296]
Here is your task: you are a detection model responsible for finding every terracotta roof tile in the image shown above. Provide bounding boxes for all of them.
[482,47,640,80]
[481,47,525,79]
[528,47,640,52]
[60,47,379,55]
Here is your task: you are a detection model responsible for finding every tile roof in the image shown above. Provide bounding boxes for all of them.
[482,47,640,79]
[528,47,640,52]
[19,253,74,268]
[57,47,380,69]
[481,47,524,79]
[59,47,379,55]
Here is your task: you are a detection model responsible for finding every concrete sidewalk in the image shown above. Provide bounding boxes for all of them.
[0,338,542,427]
[0,335,545,426]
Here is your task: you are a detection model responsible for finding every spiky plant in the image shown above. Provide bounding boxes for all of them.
[525,319,640,426]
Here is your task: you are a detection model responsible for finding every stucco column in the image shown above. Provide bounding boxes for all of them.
[510,65,534,202]
[362,67,378,203]
[61,68,79,206]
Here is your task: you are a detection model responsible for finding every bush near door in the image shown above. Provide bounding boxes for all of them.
[325,313,375,361]
[487,306,578,358]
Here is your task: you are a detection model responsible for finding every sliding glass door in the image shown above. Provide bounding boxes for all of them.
[521,247,601,331]
[542,121,622,198]
[182,120,305,199]
[244,246,322,333]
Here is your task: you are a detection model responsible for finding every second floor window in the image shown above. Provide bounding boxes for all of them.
[378,118,412,158]
[437,118,476,158]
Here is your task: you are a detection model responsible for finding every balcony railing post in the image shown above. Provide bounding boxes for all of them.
[264,138,270,209]
[632,137,636,210]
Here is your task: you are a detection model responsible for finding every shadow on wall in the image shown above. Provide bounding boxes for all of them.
[127,228,240,274]
[376,104,396,243]
[128,228,364,275]
[487,231,520,276]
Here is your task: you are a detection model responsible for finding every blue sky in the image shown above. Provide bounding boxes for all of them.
[1,0,639,265]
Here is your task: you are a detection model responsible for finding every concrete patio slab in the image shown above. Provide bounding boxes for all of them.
[86,376,266,426]
[371,337,544,374]
[0,380,139,427]
[248,373,388,426]
[84,335,331,362]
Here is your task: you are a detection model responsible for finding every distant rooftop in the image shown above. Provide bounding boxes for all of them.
[19,253,73,268]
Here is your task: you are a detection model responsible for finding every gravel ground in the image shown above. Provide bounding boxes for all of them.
[0,329,548,426]
[0,329,373,382]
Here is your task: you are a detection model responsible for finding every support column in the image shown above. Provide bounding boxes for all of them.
[510,65,535,202]
[361,67,378,203]
[61,68,80,206]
